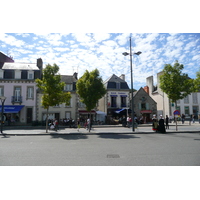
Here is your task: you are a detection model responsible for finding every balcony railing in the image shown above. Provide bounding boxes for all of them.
[11,96,23,103]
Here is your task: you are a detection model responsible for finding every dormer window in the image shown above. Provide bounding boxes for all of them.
[0,69,3,79]
[28,71,34,79]
[15,70,21,79]
[64,84,72,91]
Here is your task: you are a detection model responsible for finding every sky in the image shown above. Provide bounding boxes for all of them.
[0,33,199,90]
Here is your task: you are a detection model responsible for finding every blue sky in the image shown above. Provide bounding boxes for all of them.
[0,33,199,90]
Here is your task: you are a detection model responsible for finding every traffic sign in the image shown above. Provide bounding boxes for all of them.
[173,110,180,115]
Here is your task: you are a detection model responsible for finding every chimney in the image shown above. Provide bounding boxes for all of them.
[37,58,43,69]
[144,86,149,94]
[120,74,125,81]
[37,58,43,79]
[73,72,78,80]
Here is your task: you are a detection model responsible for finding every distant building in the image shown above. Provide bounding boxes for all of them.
[37,73,78,123]
[0,51,14,68]
[98,74,130,123]
[146,72,200,119]
[132,87,157,122]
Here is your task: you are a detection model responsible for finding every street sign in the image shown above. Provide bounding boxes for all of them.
[173,110,180,115]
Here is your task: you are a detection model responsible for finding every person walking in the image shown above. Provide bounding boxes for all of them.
[77,118,81,132]
[152,115,158,132]
[127,116,130,128]
[165,115,169,129]
[87,117,90,130]
[54,119,59,131]
[192,114,195,123]
[181,114,185,124]
[158,115,166,133]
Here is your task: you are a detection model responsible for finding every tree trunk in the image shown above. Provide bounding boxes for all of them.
[46,108,49,133]
[89,111,91,132]
[175,101,178,131]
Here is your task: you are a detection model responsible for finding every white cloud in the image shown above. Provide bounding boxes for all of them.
[92,33,111,43]
[0,33,25,47]
[192,55,200,61]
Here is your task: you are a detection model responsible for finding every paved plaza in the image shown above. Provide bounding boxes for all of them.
[1,122,200,136]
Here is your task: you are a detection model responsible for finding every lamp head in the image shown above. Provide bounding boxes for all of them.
[122,52,129,56]
[134,51,142,55]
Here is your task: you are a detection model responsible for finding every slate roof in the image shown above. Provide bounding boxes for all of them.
[2,62,39,70]
[61,75,77,83]
[104,74,129,90]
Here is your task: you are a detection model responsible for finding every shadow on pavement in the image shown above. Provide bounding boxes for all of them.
[50,133,88,140]
[98,134,140,139]
[1,133,10,138]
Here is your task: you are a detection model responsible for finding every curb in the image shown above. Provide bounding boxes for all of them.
[2,130,200,136]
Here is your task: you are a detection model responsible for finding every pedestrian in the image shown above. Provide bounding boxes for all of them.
[54,119,59,131]
[77,118,81,131]
[152,114,158,132]
[158,115,166,133]
[165,115,169,129]
[192,114,195,123]
[181,114,185,124]
[87,117,90,130]
[127,116,130,128]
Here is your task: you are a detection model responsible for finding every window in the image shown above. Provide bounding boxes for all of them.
[15,70,21,79]
[184,96,189,104]
[107,82,116,89]
[0,70,3,79]
[13,87,22,102]
[28,71,34,79]
[121,96,126,107]
[65,112,71,119]
[193,106,198,117]
[176,106,181,113]
[184,106,189,116]
[64,84,72,91]
[111,96,117,107]
[192,93,198,104]
[27,87,34,99]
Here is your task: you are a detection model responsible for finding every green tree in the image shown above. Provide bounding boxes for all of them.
[76,69,106,131]
[193,70,200,92]
[159,61,195,131]
[159,61,194,108]
[36,64,71,132]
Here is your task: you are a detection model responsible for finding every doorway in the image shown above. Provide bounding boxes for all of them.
[27,108,33,123]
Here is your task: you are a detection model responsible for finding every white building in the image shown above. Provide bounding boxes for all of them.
[0,57,43,124]
[146,72,200,119]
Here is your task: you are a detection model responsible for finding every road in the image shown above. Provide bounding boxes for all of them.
[1,132,200,166]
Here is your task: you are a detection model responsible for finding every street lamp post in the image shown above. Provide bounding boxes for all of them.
[123,37,142,132]
[0,96,6,134]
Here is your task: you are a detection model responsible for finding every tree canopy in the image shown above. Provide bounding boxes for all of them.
[76,68,106,111]
[159,61,194,106]
[35,63,71,132]
[193,70,200,92]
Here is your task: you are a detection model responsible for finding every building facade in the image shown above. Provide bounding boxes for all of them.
[0,55,43,125]
[98,74,130,123]
[36,73,78,123]
[146,72,200,119]
[133,87,157,122]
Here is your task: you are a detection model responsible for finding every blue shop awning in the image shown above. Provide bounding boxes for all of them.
[0,105,24,113]
[115,109,125,114]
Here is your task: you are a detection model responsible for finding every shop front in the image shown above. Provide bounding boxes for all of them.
[0,105,24,124]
